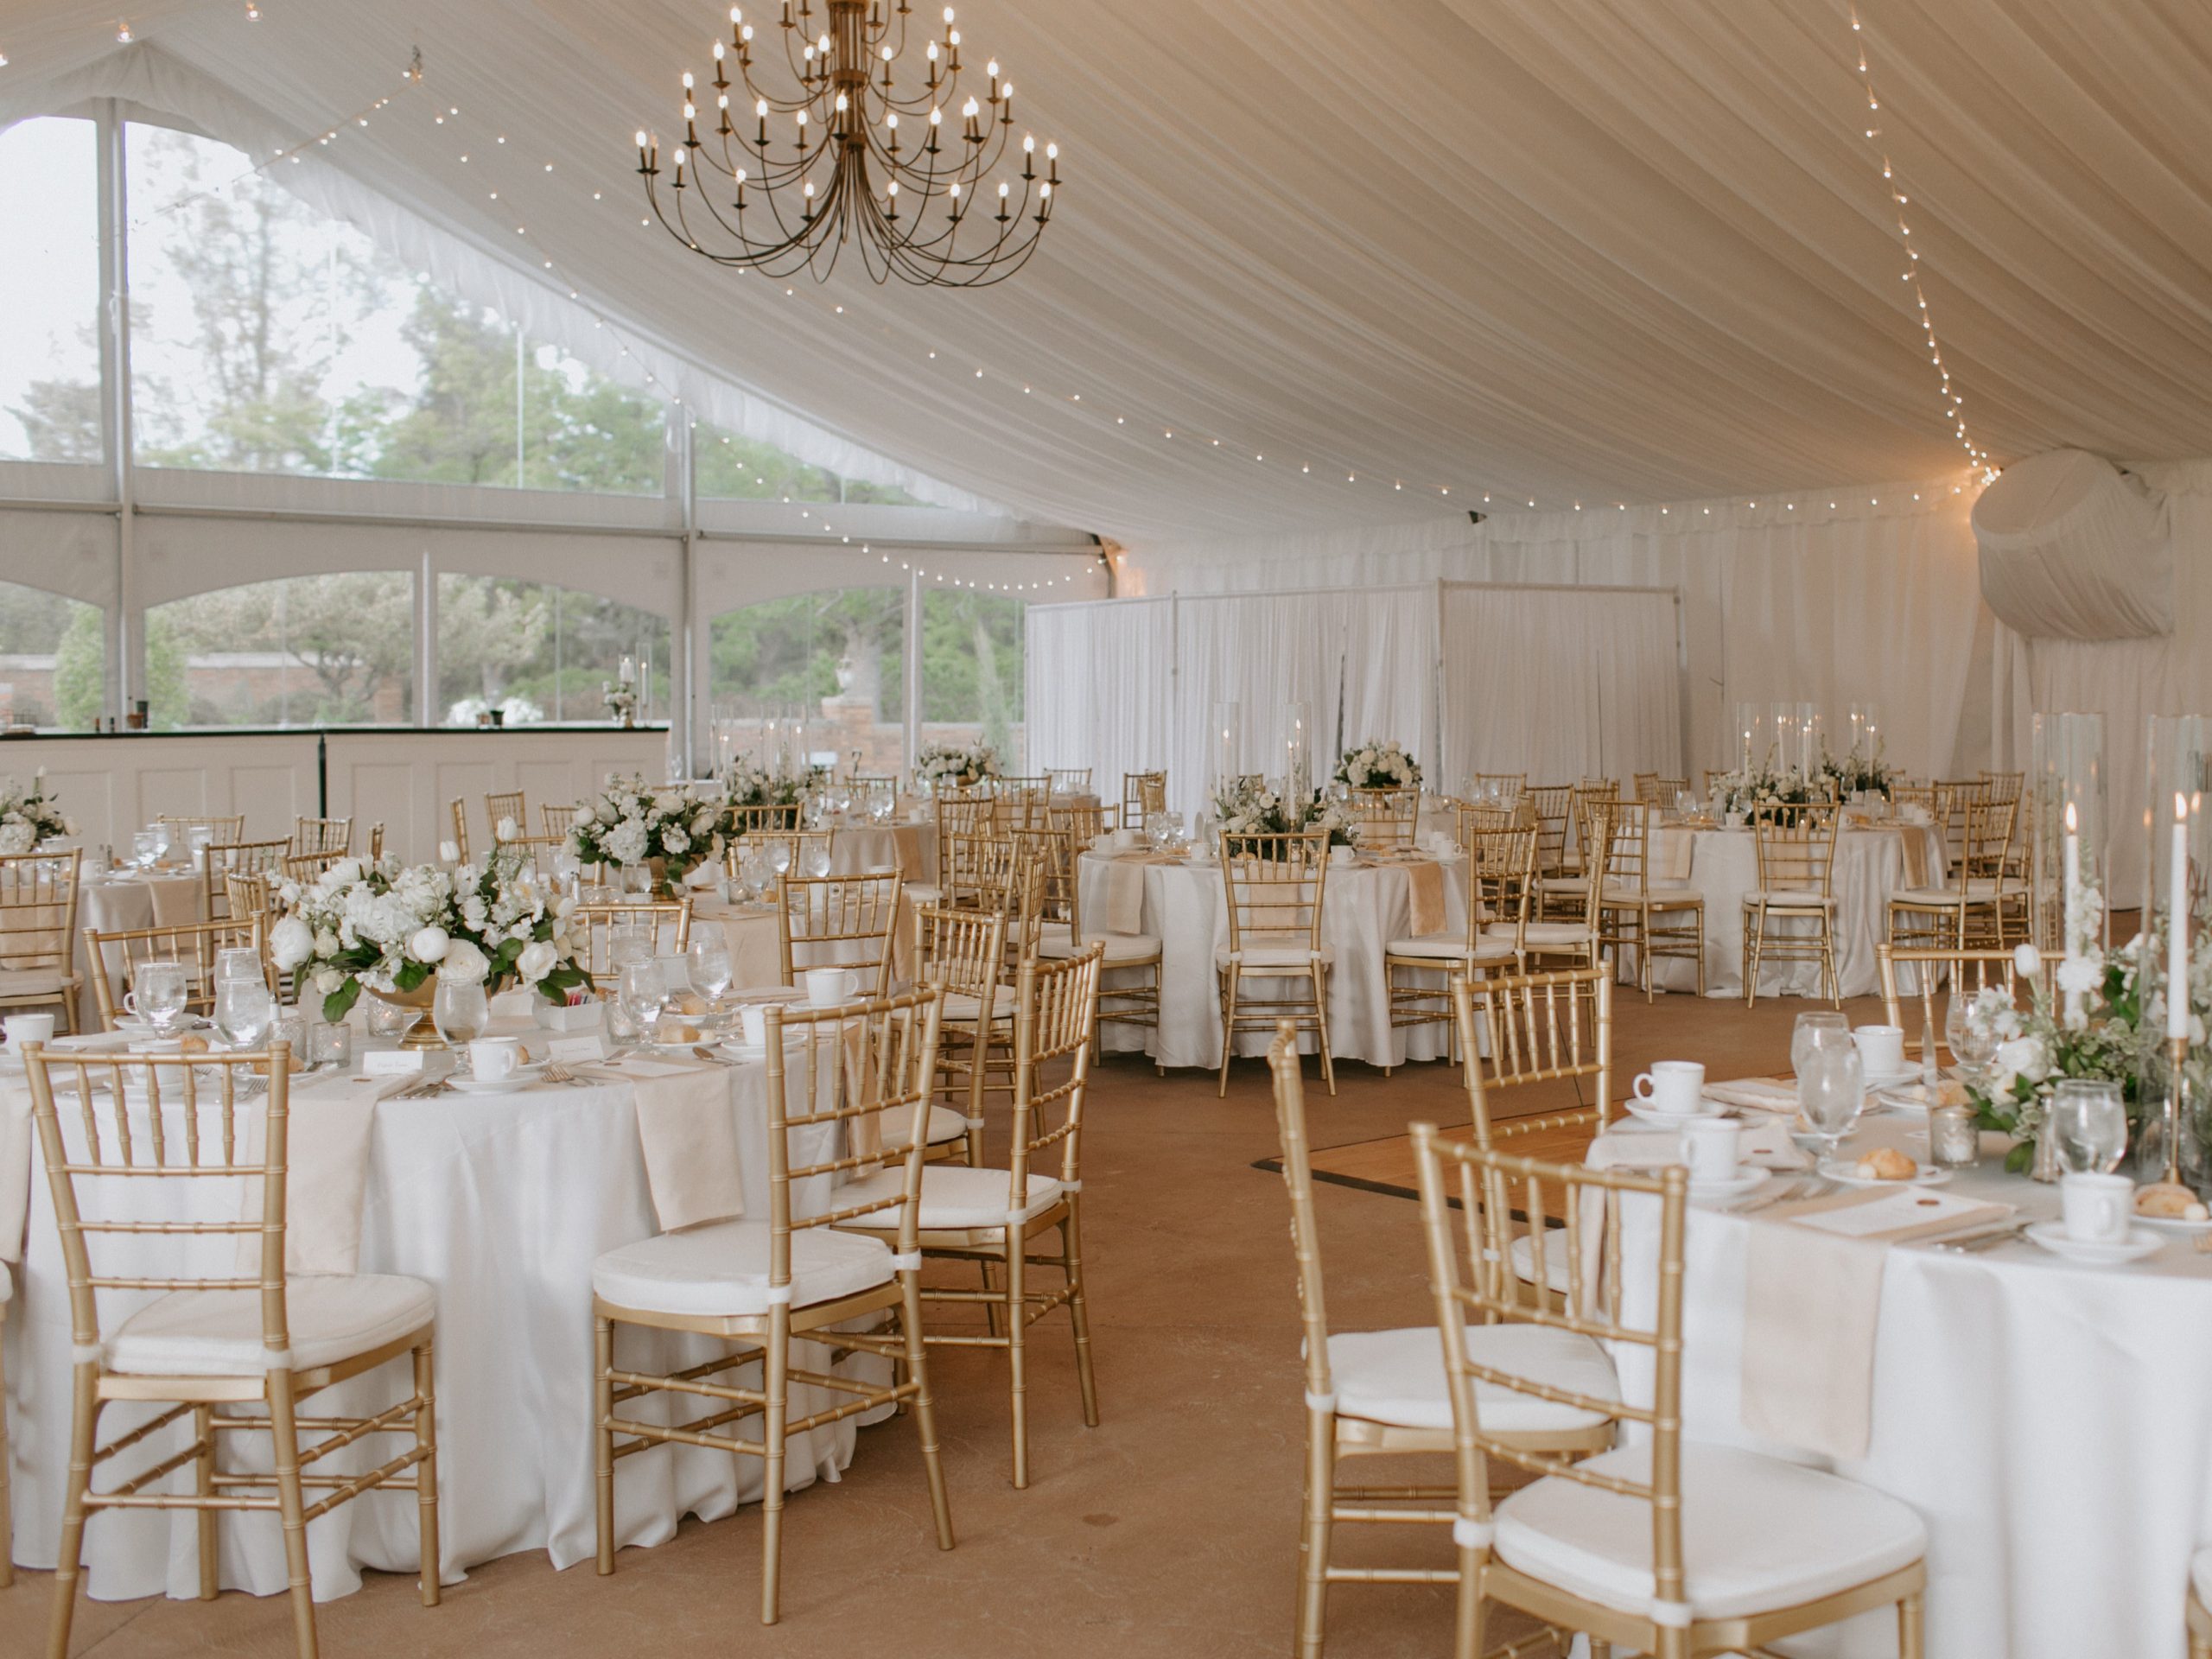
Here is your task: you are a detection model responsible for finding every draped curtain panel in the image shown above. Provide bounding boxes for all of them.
[1972,449,2172,639]
[1169,592,1347,815]
[1338,588,1445,779]
[1023,597,1179,801]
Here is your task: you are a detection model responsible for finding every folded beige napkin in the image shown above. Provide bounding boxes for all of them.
[1651,824,1697,882]
[236,1073,401,1276]
[1869,823,1931,889]
[693,903,784,990]
[1702,1076,1799,1114]
[891,823,931,881]
[1103,858,1147,935]
[598,1056,744,1231]
[1406,859,1446,937]
[1741,1185,2010,1459]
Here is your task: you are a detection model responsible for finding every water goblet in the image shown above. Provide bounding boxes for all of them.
[213,977,276,1051]
[766,840,794,880]
[215,946,264,986]
[1796,1044,1866,1166]
[1946,993,2001,1082]
[2050,1078,2126,1175]
[803,842,833,880]
[130,959,188,1035]
[1790,1010,1851,1076]
[131,830,158,871]
[147,823,173,866]
[618,959,666,1046]
[432,976,490,1059]
[688,936,734,1007]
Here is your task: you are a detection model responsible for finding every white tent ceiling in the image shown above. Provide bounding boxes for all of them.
[2,0,2207,545]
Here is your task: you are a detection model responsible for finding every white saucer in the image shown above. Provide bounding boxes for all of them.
[1624,1102,1725,1129]
[1857,1065,1922,1091]
[1817,1156,1951,1187]
[2024,1221,2162,1264]
[1689,1169,1768,1202]
[115,1014,209,1034]
[445,1063,545,1095]
[716,1041,770,1063]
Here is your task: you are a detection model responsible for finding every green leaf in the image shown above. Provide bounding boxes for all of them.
[322,976,363,1024]
[2004,1141,2033,1174]
[394,959,430,993]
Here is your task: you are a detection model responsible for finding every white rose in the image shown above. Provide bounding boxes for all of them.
[327,859,362,888]
[2012,942,2043,978]
[409,925,450,963]
[496,817,518,842]
[517,939,557,982]
[270,916,315,970]
[438,840,461,864]
[574,802,596,826]
[312,966,343,995]
[439,939,489,983]
[313,928,339,957]
[1993,1035,2050,1084]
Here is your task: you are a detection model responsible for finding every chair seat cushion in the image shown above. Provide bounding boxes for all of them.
[0,967,79,998]
[1041,931,1162,964]
[881,1103,971,1150]
[1328,1323,1618,1435]
[1742,890,1835,909]
[1494,1442,1926,1623]
[1492,922,1595,948]
[592,1218,893,1317]
[1217,938,1332,969]
[838,1164,1065,1233]
[1962,876,2026,896]
[1602,882,1697,906]
[1387,933,1516,963]
[1886,887,1960,907]
[939,988,1010,1024]
[903,882,943,905]
[1509,1228,1572,1294]
[105,1274,435,1376]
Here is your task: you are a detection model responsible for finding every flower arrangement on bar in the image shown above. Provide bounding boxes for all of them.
[272,849,590,1024]
[1821,741,1897,800]
[0,770,74,853]
[1336,740,1421,791]
[915,741,1000,789]
[1214,776,1353,849]
[565,776,731,897]
[722,760,806,810]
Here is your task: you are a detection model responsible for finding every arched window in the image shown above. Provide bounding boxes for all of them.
[0,581,105,730]
[709,588,905,772]
[435,576,670,726]
[148,574,415,728]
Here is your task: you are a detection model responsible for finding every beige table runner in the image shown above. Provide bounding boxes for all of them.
[1102,858,1147,936]
[235,1071,404,1275]
[592,1056,744,1231]
[1406,859,1446,937]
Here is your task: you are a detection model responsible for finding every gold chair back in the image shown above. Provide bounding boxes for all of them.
[1047,799,1108,846]
[1121,770,1166,830]
[1012,825,1077,929]
[1219,831,1330,957]
[225,870,280,922]
[447,799,472,864]
[730,802,803,836]
[1750,802,1841,897]
[1878,942,2033,1063]
[202,838,289,922]
[569,899,692,974]
[0,848,82,1017]
[1451,965,1614,1145]
[777,872,904,996]
[485,791,527,840]
[1046,766,1093,794]
[1528,785,1574,875]
[290,816,353,856]
[727,831,831,884]
[81,915,270,1029]
[1961,796,2018,887]
[1979,770,2024,805]
[994,777,1054,830]
[158,814,245,849]
[1348,790,1419,853]
[915,903,1007,1002]
[1010,947,1103,1196]
[541,803,578,840]
[1465,771,1525,804]
[1464,822,1538,957]
[368,822,385,861]
[281,850,346,885]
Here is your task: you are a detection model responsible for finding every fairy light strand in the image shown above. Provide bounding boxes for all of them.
[1848,9,1994,481]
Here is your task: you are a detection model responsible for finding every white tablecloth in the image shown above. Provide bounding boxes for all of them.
[828,821,937,887]
[3,1045,874,1600]
[1645,823,1946,1000]
[1610,1114,2212,1656]
[72,868,205,1027]
[1076,852,1468,1070]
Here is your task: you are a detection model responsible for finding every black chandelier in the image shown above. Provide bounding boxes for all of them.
[635,0,1060,285]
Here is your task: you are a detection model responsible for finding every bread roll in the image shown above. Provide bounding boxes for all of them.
[1852,1147,1917,1181]
[2135,1181,2209,1221]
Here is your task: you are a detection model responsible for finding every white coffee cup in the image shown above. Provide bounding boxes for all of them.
[469,1037,522,1081]
[3,1012,55,1051]
[1330,844,1356,868]
[1630,1059,1707,1116]
[804,966,860,1007]
[1112,828,1140,852]
[2060,1172,2133,1245]
[739,1003,771,1048]
[1679,1116,1741,1185]
[1852,1024,1906,1077]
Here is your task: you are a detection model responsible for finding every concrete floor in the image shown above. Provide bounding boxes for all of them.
[3,989,1882,1659]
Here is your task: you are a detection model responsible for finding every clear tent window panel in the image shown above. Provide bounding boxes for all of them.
[691,422,930,506]
[149,574,415,728]
[0,581,104,730]
[0,117,102,465]
[125,123,664,494]
[708,588,905,774]
[435,575,669,727]
[921,589,1024,772]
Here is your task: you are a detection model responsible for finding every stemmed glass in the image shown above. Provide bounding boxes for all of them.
[1946,993,2001,1083]
[766,839,794,886]
[1796,1037,1866,1166]
[213,976,276,1051]
[619,959,666,1047]
[130,960,188,1036]
[131,830,158,871]
[146,823,173,867]
[688,935,734,1012]
[803,840,833,879]
[1790,1010,1851,1077]
[2050,1078,2126,1175]
[432,976,488,1065]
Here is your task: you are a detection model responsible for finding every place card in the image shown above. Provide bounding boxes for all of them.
[362,1048,432,1075]
[1786,1186,2005,1241]
[545,1033,610,1063]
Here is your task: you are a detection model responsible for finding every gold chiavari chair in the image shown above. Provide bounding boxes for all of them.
[368,821,386,861]
[1527,785,1575,881]
[446,798,471,864]
[592,992,954,1624]
[1,848,84,1034]
[1047,798,1109,847]
[1633,771,1660,804]
[1271,1027,1618,1659]
[1347,790,1419,854]
[1639,775,1689,807]
[484,789,527,841]
[290,816,352,857]
[1506,800,1611,970]
[27,1043,442,1659]
[541,802,578,841]
[1410,1128,1928,1659]
[1120,770,1166,831]
[202,838,289,924]
[916,904,1011,1166]
[1217,829,1334,1097]
[1886,796,2019,953]
[993,777,1054,831]
[281,849,346,887]
[1033,824,1163,1062]
[728,802,804,837]
[1452,965,1615,1299]
[1465,771,1525,803]
[159,814,245,849]
[1877,942,2031,1067]
[836,947,1104,1487]
[569,899,693,974]
[225,869,281,924]
[1045,766,1093,795]
[1936,778,1990,884]
[1980,769,2024,806]
[1889,780,1942,823]
[1742,802,1843,1007]
[778,871,903,997]
[83,915,270,1029]
[1598,803,1706,1000]
[1383,822,1531,1068]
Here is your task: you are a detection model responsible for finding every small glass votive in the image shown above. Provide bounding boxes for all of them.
[365,997,413,1041]
[309,1021,353,1069]
[271,1010,308,1060]
[1929,1103,1980,1168]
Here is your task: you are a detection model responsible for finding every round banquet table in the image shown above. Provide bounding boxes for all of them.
[1609,1112,2212,1657]
[1076,850,1470,1071]
[1644,819,1947,1001]
[2,1030,876,1602]
[70,866,205,1028]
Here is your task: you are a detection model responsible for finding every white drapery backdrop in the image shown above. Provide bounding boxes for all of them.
[1026,583,1681,818]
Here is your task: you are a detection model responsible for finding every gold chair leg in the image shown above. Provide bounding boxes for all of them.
[1313,965,1336,1096]
[47,1365,100,1659]
[898,1266,957,1550]
[412,1337,441,1607]
[1217,965,1239,1097]
[194,1403,219,1599]
[1294,1411,1334,1659]
[267,1376,321,1659]
[1452,1545,1485,1659]
[1064,1208,1100,1427]
[978,1255,1004,1340]
[758,1309,791,1625]
[1007,1233,1029,1489]
[1694,909,1707,997]
[594,1316,617,1574]
[1743,907,1761,1007]
[1899,1589,1925,1659]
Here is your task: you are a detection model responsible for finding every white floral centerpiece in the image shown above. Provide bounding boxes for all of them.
[1821,741,1897,800]
[916,741,999,789]
[1336,740,1421,791]
[0,770,74,853]
[1710,761,1822,817]
[1214,777,1353,849]
[565,775,730,898]
[724,760,805,810]
[271,848,590,1024]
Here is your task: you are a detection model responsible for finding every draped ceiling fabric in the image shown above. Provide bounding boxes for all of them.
[1972,449,2172,639]
[3,0,2209,542]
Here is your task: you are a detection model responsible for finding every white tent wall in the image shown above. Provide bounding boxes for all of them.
[1025,584,1679,818]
